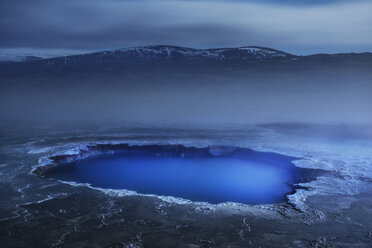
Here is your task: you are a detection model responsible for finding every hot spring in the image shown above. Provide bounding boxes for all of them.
[37,144,322,204]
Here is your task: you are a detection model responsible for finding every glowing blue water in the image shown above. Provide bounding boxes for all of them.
[47,152,300,204]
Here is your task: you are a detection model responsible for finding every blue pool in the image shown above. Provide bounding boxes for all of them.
[44,145,312,204]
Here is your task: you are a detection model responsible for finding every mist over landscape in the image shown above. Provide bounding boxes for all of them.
[1,46,371,126]
[1,1,372,248]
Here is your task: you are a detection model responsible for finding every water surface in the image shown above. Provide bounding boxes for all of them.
[45,147,304,204]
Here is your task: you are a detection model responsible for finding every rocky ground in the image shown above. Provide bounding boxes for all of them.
[0,122,372,248]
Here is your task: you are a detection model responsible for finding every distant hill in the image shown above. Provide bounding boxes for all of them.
[11,45,292,66]
[0,45,371,77]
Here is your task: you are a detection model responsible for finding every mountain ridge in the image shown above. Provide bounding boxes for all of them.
[43,45,293,66]
[1,45,372,65]
[0,45,293,65]
[1,45,371,79]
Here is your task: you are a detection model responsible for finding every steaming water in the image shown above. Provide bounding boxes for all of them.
[44,150,304,204]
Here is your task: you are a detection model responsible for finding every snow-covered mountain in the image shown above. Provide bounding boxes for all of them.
[1,45,371,76]
[32,45,292,66]
[110,45,291,60]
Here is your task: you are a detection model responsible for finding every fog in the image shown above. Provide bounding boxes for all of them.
[1,60,371,127]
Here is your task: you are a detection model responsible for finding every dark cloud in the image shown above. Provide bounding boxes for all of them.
[0,0,371,54]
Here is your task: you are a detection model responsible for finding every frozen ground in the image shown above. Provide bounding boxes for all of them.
[0,122,372,247]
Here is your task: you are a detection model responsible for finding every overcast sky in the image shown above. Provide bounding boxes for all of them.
[1,0,372,55]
